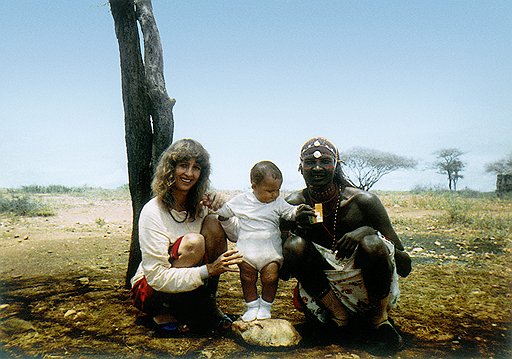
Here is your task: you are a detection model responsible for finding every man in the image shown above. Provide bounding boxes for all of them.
[280,137,412,351]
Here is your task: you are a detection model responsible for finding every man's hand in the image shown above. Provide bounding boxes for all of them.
[295,204,315,228]
[333,226,376,259]
[206,249,243,276]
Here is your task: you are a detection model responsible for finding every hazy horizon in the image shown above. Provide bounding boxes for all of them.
[2,1,510,193]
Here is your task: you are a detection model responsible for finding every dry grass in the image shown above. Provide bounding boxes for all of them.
[0,189,511,358]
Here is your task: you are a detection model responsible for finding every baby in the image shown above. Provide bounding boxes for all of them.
[217,161,310,321]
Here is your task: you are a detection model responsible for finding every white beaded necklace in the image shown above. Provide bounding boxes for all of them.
[331,187,342,250]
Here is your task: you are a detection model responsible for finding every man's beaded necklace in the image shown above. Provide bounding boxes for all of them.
[309,185,342,250]
[331,188,342,250]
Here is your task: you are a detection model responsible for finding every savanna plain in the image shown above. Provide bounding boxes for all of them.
[0,186,510,358]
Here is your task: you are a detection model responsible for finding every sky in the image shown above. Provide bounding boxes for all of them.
[1,0,511,192]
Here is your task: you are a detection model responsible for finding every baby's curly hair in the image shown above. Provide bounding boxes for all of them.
[152,139,211,220]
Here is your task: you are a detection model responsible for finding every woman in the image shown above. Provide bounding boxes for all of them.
[130,139,243,336]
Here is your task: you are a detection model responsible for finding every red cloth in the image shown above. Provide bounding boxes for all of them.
[130,276,154,312]
[292,283,304,312]
[169,235,185,261]
[169,235,209,263]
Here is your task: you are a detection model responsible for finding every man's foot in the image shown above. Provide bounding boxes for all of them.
[370,320,403,353]
[213,313,233,334]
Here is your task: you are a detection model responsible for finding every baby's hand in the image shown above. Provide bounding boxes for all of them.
[201,192,226,211]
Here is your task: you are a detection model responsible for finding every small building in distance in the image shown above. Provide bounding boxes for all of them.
[496,173,512,196]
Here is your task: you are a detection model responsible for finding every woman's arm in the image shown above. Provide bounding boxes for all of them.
[138,207,207,293]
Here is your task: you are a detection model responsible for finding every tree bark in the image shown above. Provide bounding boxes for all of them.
[110,0,174,287]
[135,0,175,171]
[110,0,153,287]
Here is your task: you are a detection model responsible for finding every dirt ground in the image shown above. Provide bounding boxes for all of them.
[0,193,511,358]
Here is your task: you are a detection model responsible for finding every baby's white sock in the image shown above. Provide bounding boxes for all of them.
[256,298,272,320]
[241,298,260,322]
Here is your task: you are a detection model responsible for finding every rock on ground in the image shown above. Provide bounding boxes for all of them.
[231,318,301,347]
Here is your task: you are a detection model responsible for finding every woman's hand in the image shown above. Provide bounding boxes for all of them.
[206,249,243,276]
[201,192,226,211]
[333,226,376,259]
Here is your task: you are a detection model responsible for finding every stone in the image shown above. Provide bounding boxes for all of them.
[231,318,301,347]
[78,277,90,285]
[64,309,77,318]
[0,318,35,334]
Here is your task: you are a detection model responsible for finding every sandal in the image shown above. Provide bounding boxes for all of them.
[213,314,234,334]
[370,320,403,352]
[153,321,189,338]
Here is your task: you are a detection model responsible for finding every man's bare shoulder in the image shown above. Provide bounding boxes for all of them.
[343,187,382,208]
[284,189,305,205]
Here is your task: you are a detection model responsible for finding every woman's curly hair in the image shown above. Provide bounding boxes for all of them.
[152,139,211,220]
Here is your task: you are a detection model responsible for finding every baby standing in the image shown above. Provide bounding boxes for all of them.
[217,161,310,321]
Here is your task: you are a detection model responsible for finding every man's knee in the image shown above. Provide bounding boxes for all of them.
[359,234,389,258]
[357,235,393,299]
[280,235,308,280]
[356,234,392,272]
[283,235,308,261]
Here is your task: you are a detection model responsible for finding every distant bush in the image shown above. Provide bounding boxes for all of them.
[444,197,473,225]
[0,194,54,216]
[13,185,131,200]
[20,185,92,194]
[410,185,493,198]
[379,189,512,238]
[410,184,447,194]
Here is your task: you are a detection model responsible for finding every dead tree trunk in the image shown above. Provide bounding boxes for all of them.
[135,0,175,169]
[110,0,174,287]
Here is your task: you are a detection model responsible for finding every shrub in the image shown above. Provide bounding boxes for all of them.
[14,185,130,200]
[20,185,90,194]
[0,194,54,216]
[444,198,473,225]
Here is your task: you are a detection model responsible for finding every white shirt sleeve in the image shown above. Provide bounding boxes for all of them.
[137,201,205,293]
[217,202,234,218]
[217,201,239,242]
[277,197,298,221]
[220,217,239,242]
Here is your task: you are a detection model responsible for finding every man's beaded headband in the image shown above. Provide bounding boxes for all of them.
[300,137,340,161]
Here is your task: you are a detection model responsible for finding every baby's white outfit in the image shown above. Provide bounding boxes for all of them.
[217,192,297,270]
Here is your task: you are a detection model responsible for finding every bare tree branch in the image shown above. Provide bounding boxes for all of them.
[342,147,417,191]
[135,0,175,170]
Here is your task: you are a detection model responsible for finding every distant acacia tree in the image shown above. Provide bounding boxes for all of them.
[485,153,512,175]
[434,148,465,191]
[110,0,175,286]
[341,147,417,191]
